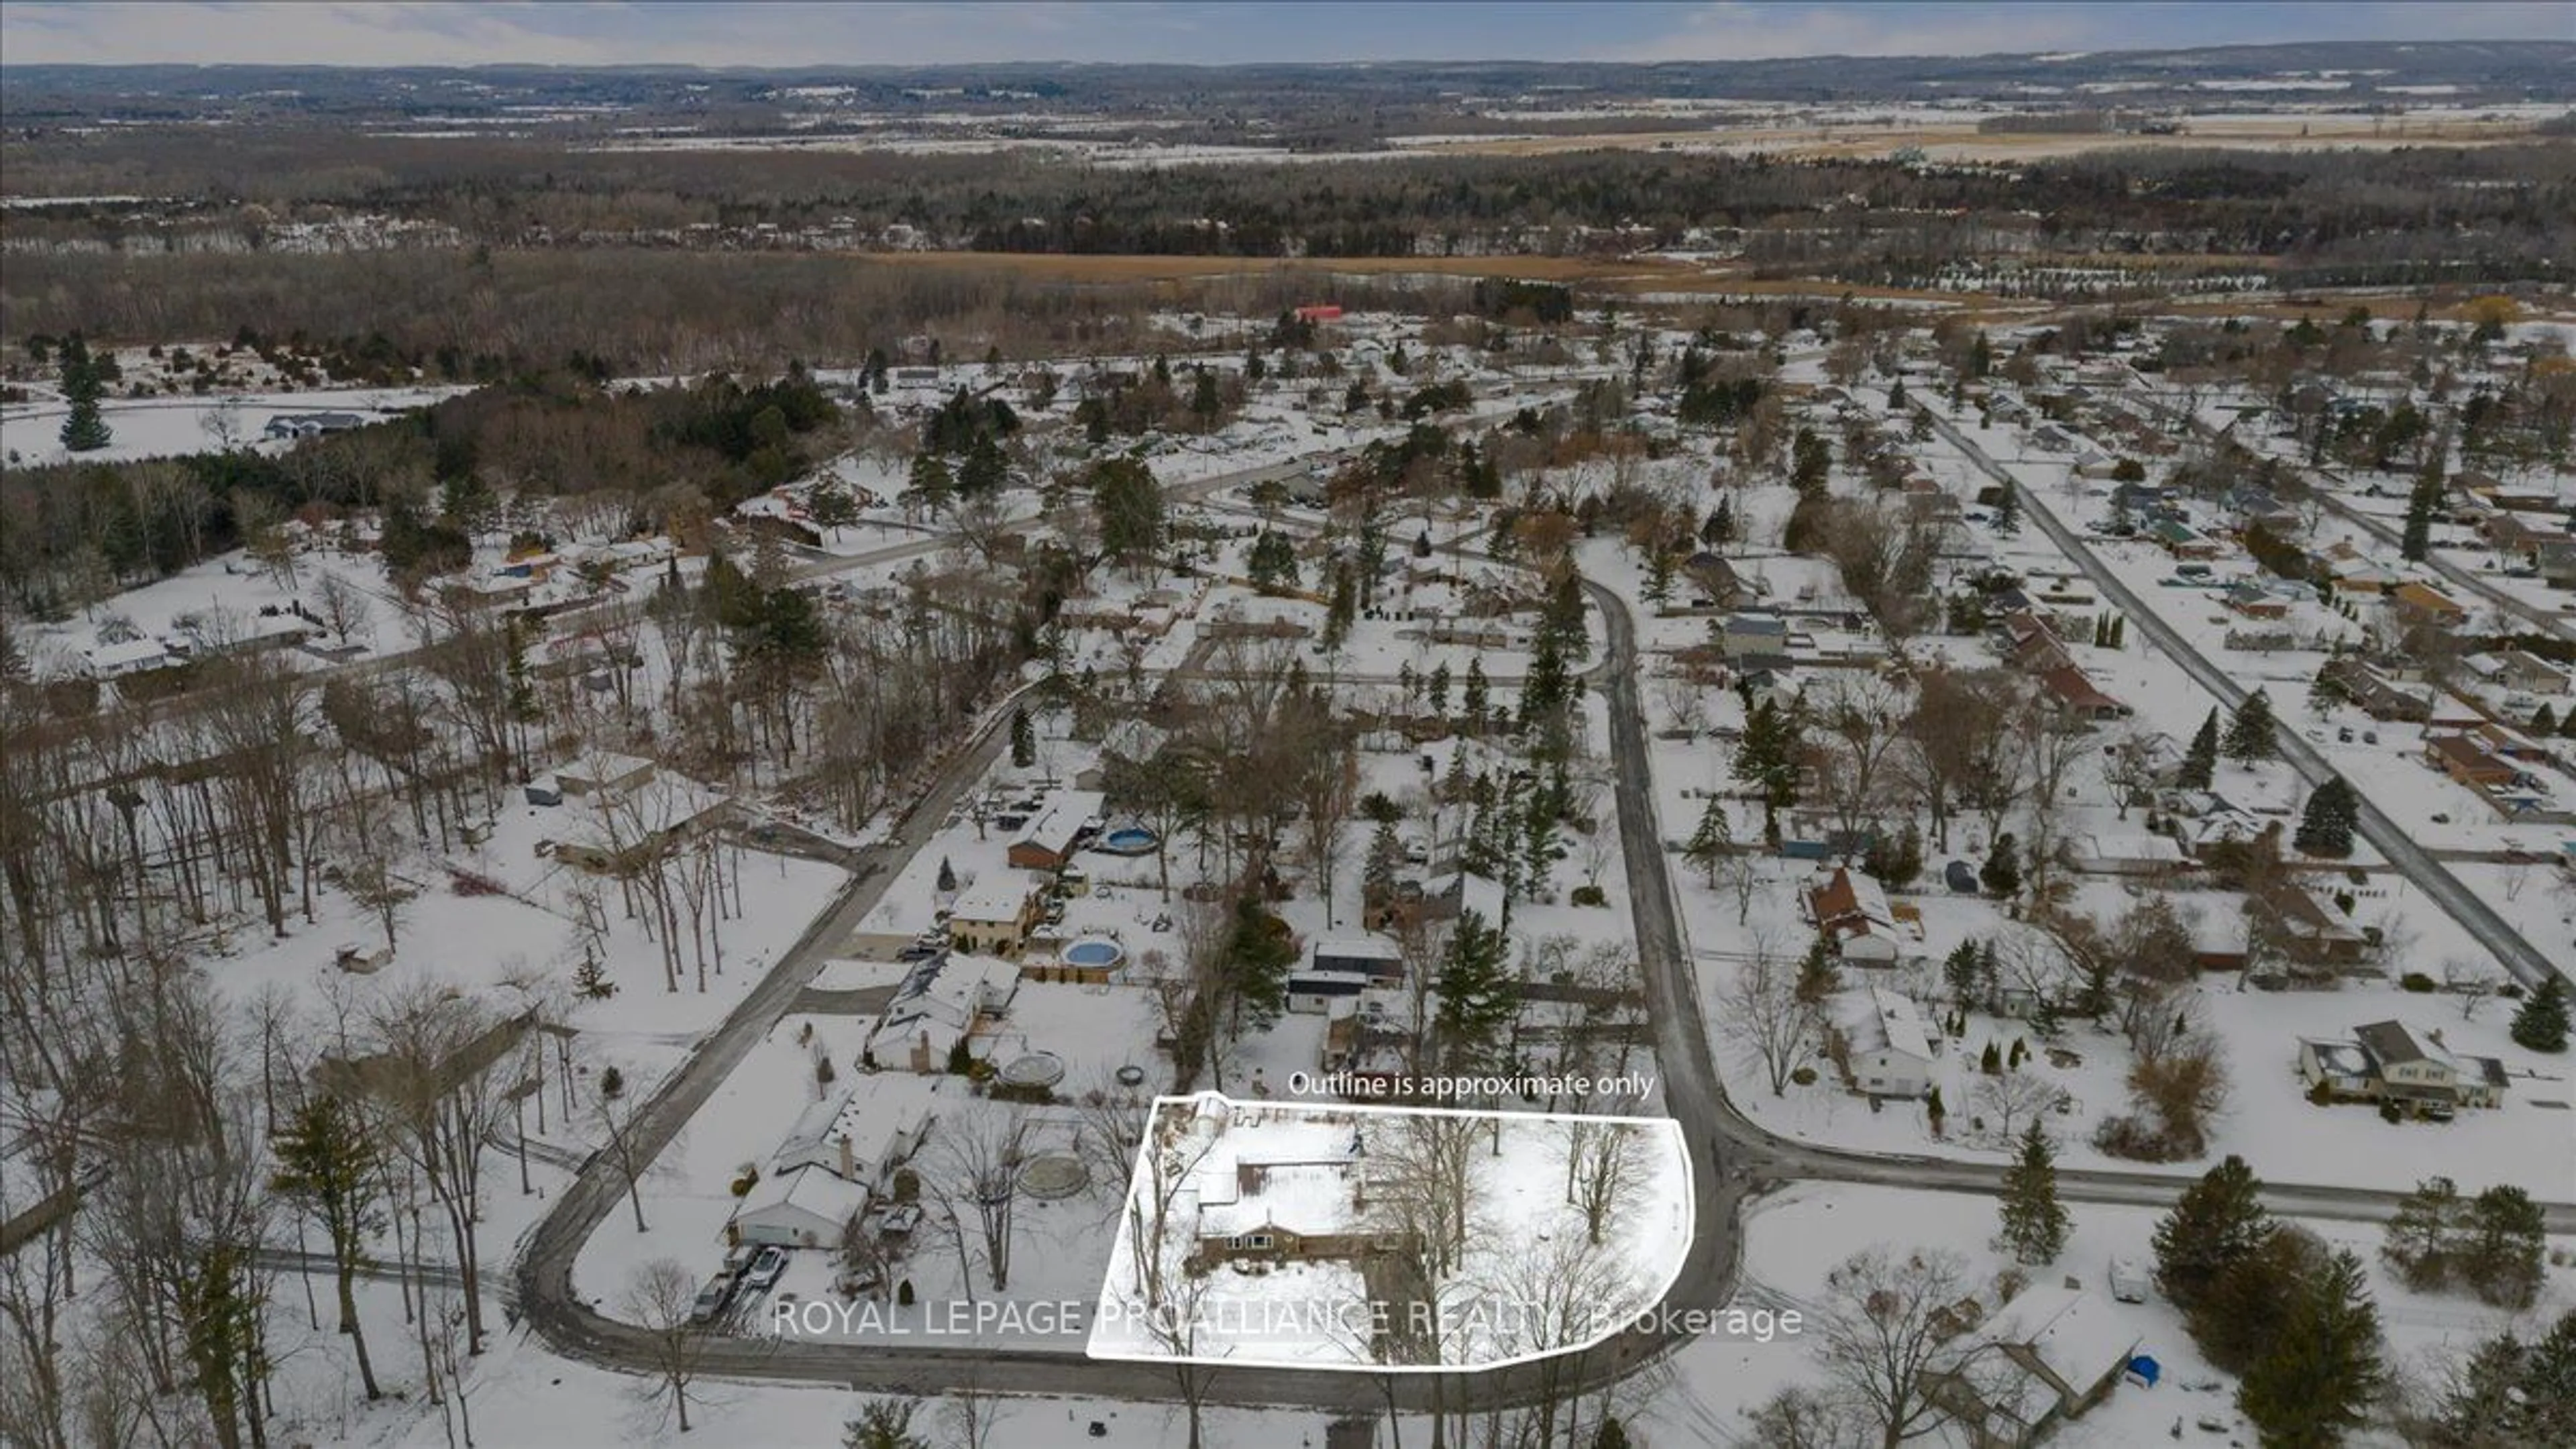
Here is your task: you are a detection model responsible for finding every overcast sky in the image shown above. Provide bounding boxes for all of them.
[1,1,2565,68]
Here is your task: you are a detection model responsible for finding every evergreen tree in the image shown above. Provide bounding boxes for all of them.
[1009,706,1034,769]
[2532,703,2559,737]
[1979,833,2021,898]
[2436,1330,2530,1447]
[2512,975,2569,1053]
[1589,1418,1631,1449]
[1684,794,1733,888]
[959,433,1009,494]
[572,952,616,1000]
[2379,1175,2458,1291]
[1703,496,1736,549]
[1090,455,1166,571]
[2179,708,2220,790]
[57,334,112,453]
[906,450,954,512]
[1793,934,1840,1005]
[1732,697,1804,844]
[1990,480,2020,536]
[1246,531,1299,592]
[1223,899,1297,1036]
[2401,471,2438,561]
[1363,822,1401,908]
[1323,566,1357,651]
[1942,939,1982,1009]
[2237,1250,2384,1449]
[2523,1311,2576,1444]
[1998,1122,2070,1266]
[2225,690,2277,763]
[936,857,958,895]
[2293,777,2359,858]
[844,1397,932,1449]
[2154,1155,2275,1311]
[1462,657,1490,729]
[2459,1184,2546,1309]
[1434,910,1519,1071]
[1428,661,1452,718]
[272,1093,386,1400]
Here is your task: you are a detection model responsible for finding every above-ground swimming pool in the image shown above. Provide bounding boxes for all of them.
[1063,936,1126,969]
[1095,824,1159,856]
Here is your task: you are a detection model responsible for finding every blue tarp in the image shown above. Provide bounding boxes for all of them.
[2127,1353,2163,1387]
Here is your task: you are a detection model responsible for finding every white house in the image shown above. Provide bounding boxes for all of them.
[1840,987,1937,1099]
[869,953,1022,1073]
[771,1075,940,1187]
[1807,866,1905,965]
[731,1164,871,1249]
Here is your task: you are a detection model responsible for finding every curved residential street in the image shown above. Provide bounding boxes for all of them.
[510,486,2574,1426]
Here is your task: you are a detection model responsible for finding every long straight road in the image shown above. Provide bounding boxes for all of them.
[1919,405,2565,992]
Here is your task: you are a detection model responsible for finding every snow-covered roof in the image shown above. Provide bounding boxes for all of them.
[951,874,1036,922]
[1013,789,1107,859]
[1963,1285,2141,1419]
[1843,987,1935,1063]
[773,1075,941,1180]
[735,1163,870,1231]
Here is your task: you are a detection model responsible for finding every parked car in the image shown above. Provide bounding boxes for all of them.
[689,1278,736,1326]
[744,1246,788,1293]
[2108,1256,2151,1303]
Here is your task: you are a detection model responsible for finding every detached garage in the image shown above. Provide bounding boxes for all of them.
[729,1165,869,1249]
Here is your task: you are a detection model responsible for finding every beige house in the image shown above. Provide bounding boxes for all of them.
[947,875,1040,956]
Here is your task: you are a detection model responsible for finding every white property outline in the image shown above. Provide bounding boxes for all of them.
[1084,1091,1697,1376]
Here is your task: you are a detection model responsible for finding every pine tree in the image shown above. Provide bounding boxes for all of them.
[1990,480,2020,536]
[2154,1155,2275,1310]
[1462,657,1489,729]
[844,1397,931,1449]
[1942,939,1982,1009]
[2512,975,2569,1053]
[2179,708,2220,790]
[572,953,616,1000]
[1428,661,1452,718]
[936,857,957,895]
[272,1093,386,1399]
[2224,690,2277,763]
[2437,1331,2530,1447]
[1434,910,1519,1071]
[906,450,953,511]
[57,335,112,453]
[1009,706,1034,769]
[1979,832,2021,898]
[2379,1175,2458,1290]
[1589,1417,1632,1449]
[1684,794,1733,887]
[2522,1311,2576,1444]
[1364,822,1401,908]
[1980,1040,2004,1075]
[2237,1249,2385,1449]
[2401,470,2438,561]
[1703,496,1736,549]
[1222,899,1297,1037]
[2533,703,2559,736]
[2459,1184,2546,1309]
[1793,934,1839,1004]
[1998,1122,2070,1265]
[2293,777,2359,858]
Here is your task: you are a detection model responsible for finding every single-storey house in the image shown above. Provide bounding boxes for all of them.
[731,1164,871,1248]
[2425,733,2521,790]
[1839,987,1937,1099]
[771,1077,938,1189]
[869,953,1022,1072]
[1924,1285,2143,1449]
[1006,790,1106,871]
[2072,833,2186,877]
[2387,580,2468,627]
[1308,935,1405,985]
